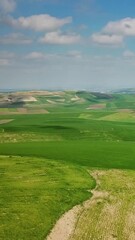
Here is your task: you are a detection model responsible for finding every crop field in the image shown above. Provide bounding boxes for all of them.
[1,90,135,239]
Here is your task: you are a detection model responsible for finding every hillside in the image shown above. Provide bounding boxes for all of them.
[1,89,135,240]
[0,90,135,116]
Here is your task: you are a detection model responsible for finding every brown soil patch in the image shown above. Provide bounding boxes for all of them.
[46,205,82,240]
[87,104,106,110]
[0,108,48,115]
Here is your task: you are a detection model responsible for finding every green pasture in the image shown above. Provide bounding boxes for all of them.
[0,141,135,170]
[0,156,94,240]
[1,112,135,143]
[1,92,135,239]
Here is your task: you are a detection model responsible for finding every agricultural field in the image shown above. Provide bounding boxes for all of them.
[1,90,135,239]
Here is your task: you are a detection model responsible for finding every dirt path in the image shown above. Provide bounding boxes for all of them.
[70,170,135,240]
[46,205,82,240]
[46,171,98,240]
[46,169,135,240]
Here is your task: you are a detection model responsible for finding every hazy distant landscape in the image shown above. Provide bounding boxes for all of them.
[1,89,135,239]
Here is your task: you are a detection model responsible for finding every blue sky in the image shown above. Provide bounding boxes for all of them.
[0,0,135,91]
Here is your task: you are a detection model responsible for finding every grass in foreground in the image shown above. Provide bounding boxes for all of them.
[0,155,94,240]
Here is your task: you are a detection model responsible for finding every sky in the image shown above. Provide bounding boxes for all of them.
[0,0,135,91]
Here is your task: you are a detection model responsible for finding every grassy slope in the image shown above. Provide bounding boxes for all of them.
[0,113,135,170]
[1,92,135,239]
[0,156,94,240]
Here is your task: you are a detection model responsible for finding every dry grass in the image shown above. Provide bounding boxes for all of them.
[0,108,48,115]
[100,111,135,122]
[0,132,63,143]
[0,119,14,124]
[87,104,106,110]
[68,169,135,240]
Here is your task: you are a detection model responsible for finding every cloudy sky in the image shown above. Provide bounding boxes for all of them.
[0,0,135,91]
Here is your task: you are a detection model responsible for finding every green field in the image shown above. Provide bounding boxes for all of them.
[0,156,94,240]
[1,91,135,239]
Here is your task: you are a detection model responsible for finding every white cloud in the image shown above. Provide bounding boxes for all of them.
[0,33,32,44]
[0,51,16,66]
[66,50,82,59]
[0,51,15,66]
[25,52,46,60]
[39,31,81,44]
[91,17,135,46]
[0,59,9,66]
[8,14,72,31]
[104,18,135,36]
[0,0,16,13]
[123,50,135,57]
[91,33,123,45]
[24,51,83,65]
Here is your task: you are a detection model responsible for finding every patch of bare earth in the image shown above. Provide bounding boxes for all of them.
[0,109,48,115]
[0,119,14,124]
[18,108,49,114]
[46,205,82,240]
[0,110,17,115]
[87,103,106,110]
[17,108,28,113]
[46,169,135,240]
